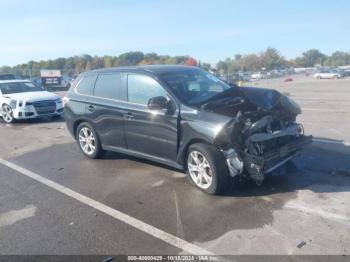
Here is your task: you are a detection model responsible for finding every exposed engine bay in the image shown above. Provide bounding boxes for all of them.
[206,87,313,184]
[237,111,311,184]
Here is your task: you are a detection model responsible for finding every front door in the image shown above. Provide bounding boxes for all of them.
[124,73,178,161]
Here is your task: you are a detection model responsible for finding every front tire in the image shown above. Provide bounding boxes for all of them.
[76,122,104,159]
[186,143,230,195]
[2,104,15,123]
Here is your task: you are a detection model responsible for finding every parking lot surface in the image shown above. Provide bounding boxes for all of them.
[0,76,350,255]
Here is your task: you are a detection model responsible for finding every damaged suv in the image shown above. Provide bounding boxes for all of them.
[65,65,312,194]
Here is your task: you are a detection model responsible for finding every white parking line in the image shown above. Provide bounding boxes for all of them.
[313,138,350,147]
[0,158,213,255]
[302,108,349,113]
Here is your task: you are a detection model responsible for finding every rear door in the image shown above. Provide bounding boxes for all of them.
[86,72,128,148]
[124,73,178,161]
[67,73,97,125]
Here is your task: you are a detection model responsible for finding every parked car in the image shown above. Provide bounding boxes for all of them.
[343,70,350,77]
[333,68,350,77]
[65,65,312,194]
[0,80,64,123]
[250,72,266,80]
[313,70,342,79]
[237,72,251,82]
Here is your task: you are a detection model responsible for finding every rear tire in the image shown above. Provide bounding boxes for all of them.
[76,122,104,159]
[186,143,230,195]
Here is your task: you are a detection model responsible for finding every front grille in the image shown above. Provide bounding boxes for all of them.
[263,135,313,164]
[33,100,56,115]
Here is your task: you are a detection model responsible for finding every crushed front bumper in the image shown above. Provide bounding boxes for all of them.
[262,135,312,173]
[243,135,313,183]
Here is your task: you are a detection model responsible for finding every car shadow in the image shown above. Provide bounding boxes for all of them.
[9,136,350,243]
[102,150,182,173]
[1,115,65,126]
[224,136,350,197]
[100,136,350,196]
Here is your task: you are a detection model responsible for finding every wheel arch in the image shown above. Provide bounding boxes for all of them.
[1,101,10,109]
[177,138,213,167]
[73,118,93,139]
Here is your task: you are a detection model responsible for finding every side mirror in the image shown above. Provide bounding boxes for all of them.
[147,96,169,110]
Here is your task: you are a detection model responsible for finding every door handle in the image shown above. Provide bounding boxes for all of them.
[124,112,134,120]
[87,105,95,112]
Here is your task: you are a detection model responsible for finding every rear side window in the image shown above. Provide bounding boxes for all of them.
[94,73,127,100]
[127,74,167,105]
[76,75,97,96]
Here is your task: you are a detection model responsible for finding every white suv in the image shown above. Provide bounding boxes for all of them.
[0,80,64,123]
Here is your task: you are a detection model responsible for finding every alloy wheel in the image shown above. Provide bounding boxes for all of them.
[2,105,13,123]
[188,151,213,189]
[78,127,96,155]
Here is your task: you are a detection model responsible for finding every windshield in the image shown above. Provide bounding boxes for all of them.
[0,82,42,94]
[160,70,231,105]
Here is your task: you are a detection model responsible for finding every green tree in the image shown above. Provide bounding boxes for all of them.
[217,60,229,74]
[260,47,284,70]
[200,62,212,71]
[118,51,144,66]
[324,51,350,67]
[103,56,114,68]
[64,57,75,76]
[295,49,326,67]
[91,56,104,69]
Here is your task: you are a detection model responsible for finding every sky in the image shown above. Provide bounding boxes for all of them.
[0,0,349,66]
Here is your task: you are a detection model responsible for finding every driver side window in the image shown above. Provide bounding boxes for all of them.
[127,74,167,105]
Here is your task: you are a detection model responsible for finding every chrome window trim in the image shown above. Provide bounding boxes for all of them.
[74,72,179,112]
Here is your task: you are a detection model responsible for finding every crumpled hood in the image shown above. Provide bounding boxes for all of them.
[238,86,282,111]
[200,86,288,117]
[3,91,59,102]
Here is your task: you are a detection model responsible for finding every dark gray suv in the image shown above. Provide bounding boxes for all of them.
[64,65,312,194]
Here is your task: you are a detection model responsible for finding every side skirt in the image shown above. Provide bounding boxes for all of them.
[102,145,185,171]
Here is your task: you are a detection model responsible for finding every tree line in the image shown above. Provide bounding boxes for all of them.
[216,48,350,74]
[1,48,349,77]
[0,52,198,77]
